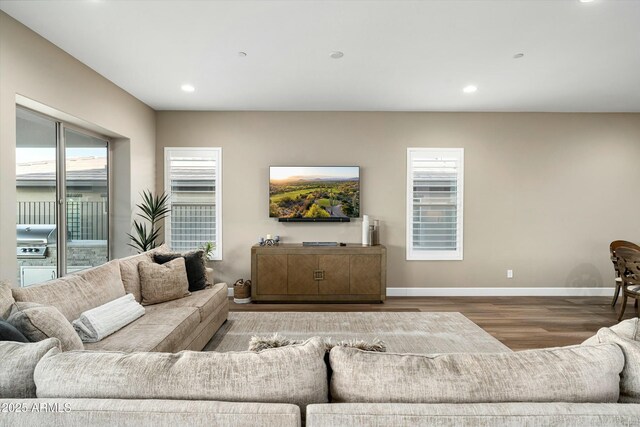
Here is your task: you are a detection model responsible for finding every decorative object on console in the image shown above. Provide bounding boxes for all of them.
[138,258,190,305]
[154,250,209,291]
[233,279,252,304]
[362,215,370,246]
[372,220,380,245]
[362,216,381,246]
[127,190,170,253]
[259,235,280,246]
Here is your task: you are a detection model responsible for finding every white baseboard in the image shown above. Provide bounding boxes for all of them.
[386,287,614,297]
[227,287,612,297]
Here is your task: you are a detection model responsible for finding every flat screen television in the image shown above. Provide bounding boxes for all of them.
[269,166,360,222]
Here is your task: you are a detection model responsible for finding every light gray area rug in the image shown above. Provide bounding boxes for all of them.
[204,312,510,354]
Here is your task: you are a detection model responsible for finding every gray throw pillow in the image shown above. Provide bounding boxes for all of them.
[0,338,61,398]
[8,302,84,352]
[0,319,28,342]
[138,258,190,305]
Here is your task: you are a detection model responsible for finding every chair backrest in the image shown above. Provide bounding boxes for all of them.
[610,240,640,277]
[615,246,640,286]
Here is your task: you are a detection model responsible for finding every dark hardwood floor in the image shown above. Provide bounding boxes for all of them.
[230,296,638,351]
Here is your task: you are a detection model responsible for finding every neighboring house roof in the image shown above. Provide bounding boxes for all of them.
[16,157,107,186]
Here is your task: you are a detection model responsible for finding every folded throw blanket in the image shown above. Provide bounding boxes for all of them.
[73,294,145,343]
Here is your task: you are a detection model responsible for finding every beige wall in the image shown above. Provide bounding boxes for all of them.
[0,12,156,283]
[156,111,640,290]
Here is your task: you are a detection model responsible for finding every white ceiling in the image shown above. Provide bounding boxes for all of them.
[1,0,639,112]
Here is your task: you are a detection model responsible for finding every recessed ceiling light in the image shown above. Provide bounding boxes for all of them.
[463,85,478,94]
[238,52,247,57]
[579,0,594,3]
[330,51,344,59]
[181,84,195,93]
[513,53,524,59]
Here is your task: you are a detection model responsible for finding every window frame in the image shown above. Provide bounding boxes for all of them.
[406,147,464,261]
[164,147,222,260]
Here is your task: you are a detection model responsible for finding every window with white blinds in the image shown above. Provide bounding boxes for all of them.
[406,148,464,260]
[164,148,222,260]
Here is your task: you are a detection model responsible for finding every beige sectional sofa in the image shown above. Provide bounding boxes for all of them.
[1,325,640,426]
[3,246,229,352]
[1,260,640,427]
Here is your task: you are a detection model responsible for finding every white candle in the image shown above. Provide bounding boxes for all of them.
[266,234,272,240]
[362,215,370,246]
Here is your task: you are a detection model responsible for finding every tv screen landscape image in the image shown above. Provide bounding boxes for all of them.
[269,166,360,219]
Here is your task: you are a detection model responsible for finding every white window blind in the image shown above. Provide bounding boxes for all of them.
[407,148,464,260]
[164,148,222,260]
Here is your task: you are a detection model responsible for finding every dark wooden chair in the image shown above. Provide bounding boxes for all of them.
[610,240,640,307]
[615,246,640,321]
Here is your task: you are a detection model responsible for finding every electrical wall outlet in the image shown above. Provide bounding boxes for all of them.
[507,269,513,279]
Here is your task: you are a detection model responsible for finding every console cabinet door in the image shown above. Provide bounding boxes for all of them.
[350,255,382,295]
[318,255,350,295]
[256,254,288,295]
[288,255,319,295]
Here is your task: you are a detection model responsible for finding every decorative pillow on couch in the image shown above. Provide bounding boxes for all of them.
[7,302,84,352]
[154,250,209,292]
[138,257,190,305]
[0,281,15,319]
[0,338,61,398]
[583,317,640,403]
[0,319,28,342]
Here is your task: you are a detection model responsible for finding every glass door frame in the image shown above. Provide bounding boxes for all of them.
[17,106,111,278]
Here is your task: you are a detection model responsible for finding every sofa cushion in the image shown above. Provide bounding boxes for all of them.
[154,250,209,292]
[83,306,200,353]
[0,338,60,398]
[305,402,640,427]
[35,337,328,412]
[590,324,640,403]
[8,302,84,351]
[139,258,190,305]
[12,260,125,321]
[119,244,169,302]
[146,282,227,321]
[0,319,28,342]
[583,318,640,346]
[0,281,15,319]
[0,399,301,427]
[329,343,623,404]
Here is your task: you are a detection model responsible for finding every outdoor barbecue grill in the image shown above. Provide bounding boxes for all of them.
[16,224,56,259]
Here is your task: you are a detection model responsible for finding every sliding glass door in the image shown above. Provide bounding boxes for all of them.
[64,128,109,275]
[16,107,109,286]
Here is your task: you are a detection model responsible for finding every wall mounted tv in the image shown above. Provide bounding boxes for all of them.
[269,166,360,222]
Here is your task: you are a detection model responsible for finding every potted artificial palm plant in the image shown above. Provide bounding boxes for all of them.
[127,190,170,253]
